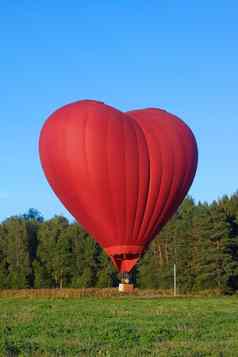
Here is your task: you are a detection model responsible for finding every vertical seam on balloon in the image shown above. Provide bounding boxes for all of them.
[154,121,198,232]
[168,124,197,220]
[64,111,74,201]
[138,127,163,244]
[157,124,186,228]
[123,118,128,245]
[60,112,70,210]
[134,123,151,245]
[82,111,92,237]
[174,126,193,210]
[173,117,198,203]
[106,114,118,246]
[185,135,198,193]
[186,131,198,191]
[130,121,140,243]
[156,117,193,229]
[54,115,71,211]
[84,114,90,187]
[150,125,175,239]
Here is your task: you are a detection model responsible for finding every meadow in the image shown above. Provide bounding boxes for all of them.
[0,292,238,356]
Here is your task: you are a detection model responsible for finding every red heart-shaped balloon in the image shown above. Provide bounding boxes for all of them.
[39,100,198,272]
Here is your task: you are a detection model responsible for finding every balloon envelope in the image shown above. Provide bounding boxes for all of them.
[39,100,198,272]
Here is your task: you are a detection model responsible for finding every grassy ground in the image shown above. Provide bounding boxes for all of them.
[0,296,237,356]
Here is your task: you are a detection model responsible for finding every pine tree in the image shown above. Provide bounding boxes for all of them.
[22,208,43,286]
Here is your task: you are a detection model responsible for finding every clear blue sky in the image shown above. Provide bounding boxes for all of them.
[1,1,238,222]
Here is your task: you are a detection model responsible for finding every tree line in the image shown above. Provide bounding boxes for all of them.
[0,193,238,293]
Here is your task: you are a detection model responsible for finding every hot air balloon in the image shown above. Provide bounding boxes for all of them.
[39,100,198,288]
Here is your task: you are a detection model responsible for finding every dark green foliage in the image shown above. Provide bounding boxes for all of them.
[70,226,98,287]
[138,241,161,288]
[1,217,31,288]
[0,193,238,291]
[0,225,8,288]
[35,216,73,288]
[96,250,118,287]
[138,195,238,293]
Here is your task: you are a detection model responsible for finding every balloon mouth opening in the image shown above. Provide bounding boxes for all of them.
[111,254,141,273]
[104,245,144,273]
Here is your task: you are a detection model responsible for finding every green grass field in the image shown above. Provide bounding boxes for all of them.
[0,296,238,356]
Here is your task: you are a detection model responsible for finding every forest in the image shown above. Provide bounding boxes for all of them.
[0,193,238,293]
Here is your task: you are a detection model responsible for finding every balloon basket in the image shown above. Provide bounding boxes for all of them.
[118,283,134,293]
[118,272,134,292]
